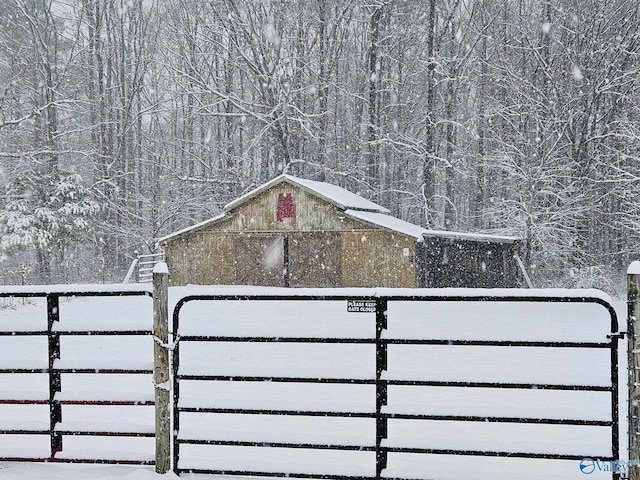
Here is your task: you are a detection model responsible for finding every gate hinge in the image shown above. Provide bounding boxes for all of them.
[608,332,627,340]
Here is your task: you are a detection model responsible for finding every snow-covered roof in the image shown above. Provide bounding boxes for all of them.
[156,213,226,244]
[225,174,390,213]
[422,229,521,244]
[345,210,427,240]
[345,210,520,243]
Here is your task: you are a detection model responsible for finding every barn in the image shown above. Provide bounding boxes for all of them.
[157,174,523,288]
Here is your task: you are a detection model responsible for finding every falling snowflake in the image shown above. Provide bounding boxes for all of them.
[572,65,584,81]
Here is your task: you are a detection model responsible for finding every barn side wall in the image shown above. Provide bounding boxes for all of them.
[421,237,520,288]
[341,231,417,288]
[163,232,235,286]
[164,229,418,288]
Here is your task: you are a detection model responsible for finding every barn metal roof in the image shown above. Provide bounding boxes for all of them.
[224,174,391,213]
[156,213,226,244]
[421,229,521,243]
[345,210,428,240]
[345,210,520,243]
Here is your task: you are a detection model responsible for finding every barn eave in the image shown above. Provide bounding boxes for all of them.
[422,230,521,244]
[156,213,227,245]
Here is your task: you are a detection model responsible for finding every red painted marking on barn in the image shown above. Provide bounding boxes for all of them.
[277,192,295,222]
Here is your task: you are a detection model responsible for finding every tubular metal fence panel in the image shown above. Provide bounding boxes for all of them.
[172,293,621,480]
[0,288,154,465]
[0,288,623,477]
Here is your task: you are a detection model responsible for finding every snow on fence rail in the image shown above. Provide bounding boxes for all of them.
[0,286,154,465]
[171,290,621,480]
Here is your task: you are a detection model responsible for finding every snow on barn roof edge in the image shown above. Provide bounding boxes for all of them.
[156,174,521,245]
[224,174,391,213]
[345,210,520,244]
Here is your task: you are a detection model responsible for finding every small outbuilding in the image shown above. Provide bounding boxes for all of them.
[158,174,523,288]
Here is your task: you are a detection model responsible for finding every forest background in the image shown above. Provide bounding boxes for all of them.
[0,0,638,295]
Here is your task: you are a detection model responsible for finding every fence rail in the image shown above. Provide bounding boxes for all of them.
[172,293,620,480]
[0,287,153,465]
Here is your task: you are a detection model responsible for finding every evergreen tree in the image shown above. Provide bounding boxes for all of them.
[0,170,99,281]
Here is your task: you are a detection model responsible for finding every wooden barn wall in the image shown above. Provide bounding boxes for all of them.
[164,232,234,286]
[341,231,416,288]
[233,233,286,286]
[289,232,342,287]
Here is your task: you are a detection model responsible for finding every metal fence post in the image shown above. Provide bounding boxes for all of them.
[153,261,170,473]
[47,294,62,457]
[375,298,388,480]
[629,262,640,479]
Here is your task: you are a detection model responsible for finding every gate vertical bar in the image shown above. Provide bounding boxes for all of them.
[172,304,181,475]
[283,237,290,288]
[611,328,620,480]
[628,263,640,479]
[376,298,388,480]
[47,294,62,457]
[172,301,181,475]
[153,262,170,473]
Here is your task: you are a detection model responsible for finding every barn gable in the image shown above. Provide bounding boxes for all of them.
[222,179,369,234]
[225,174,390,214]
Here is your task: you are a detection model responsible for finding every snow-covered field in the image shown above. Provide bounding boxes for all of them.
[0,286,628,479]
[0,462,176,480]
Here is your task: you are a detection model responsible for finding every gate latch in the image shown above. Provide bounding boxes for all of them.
[608,332,627,340]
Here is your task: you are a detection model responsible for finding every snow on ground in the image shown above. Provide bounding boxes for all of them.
[0,286,629,479]
[0,462,177,480]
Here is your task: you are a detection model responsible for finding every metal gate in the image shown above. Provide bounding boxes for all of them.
[171,290,621,479]
[0,286,154,464]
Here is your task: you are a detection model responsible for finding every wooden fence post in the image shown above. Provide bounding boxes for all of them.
[153,261,170,473]
[628,262,640,479]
